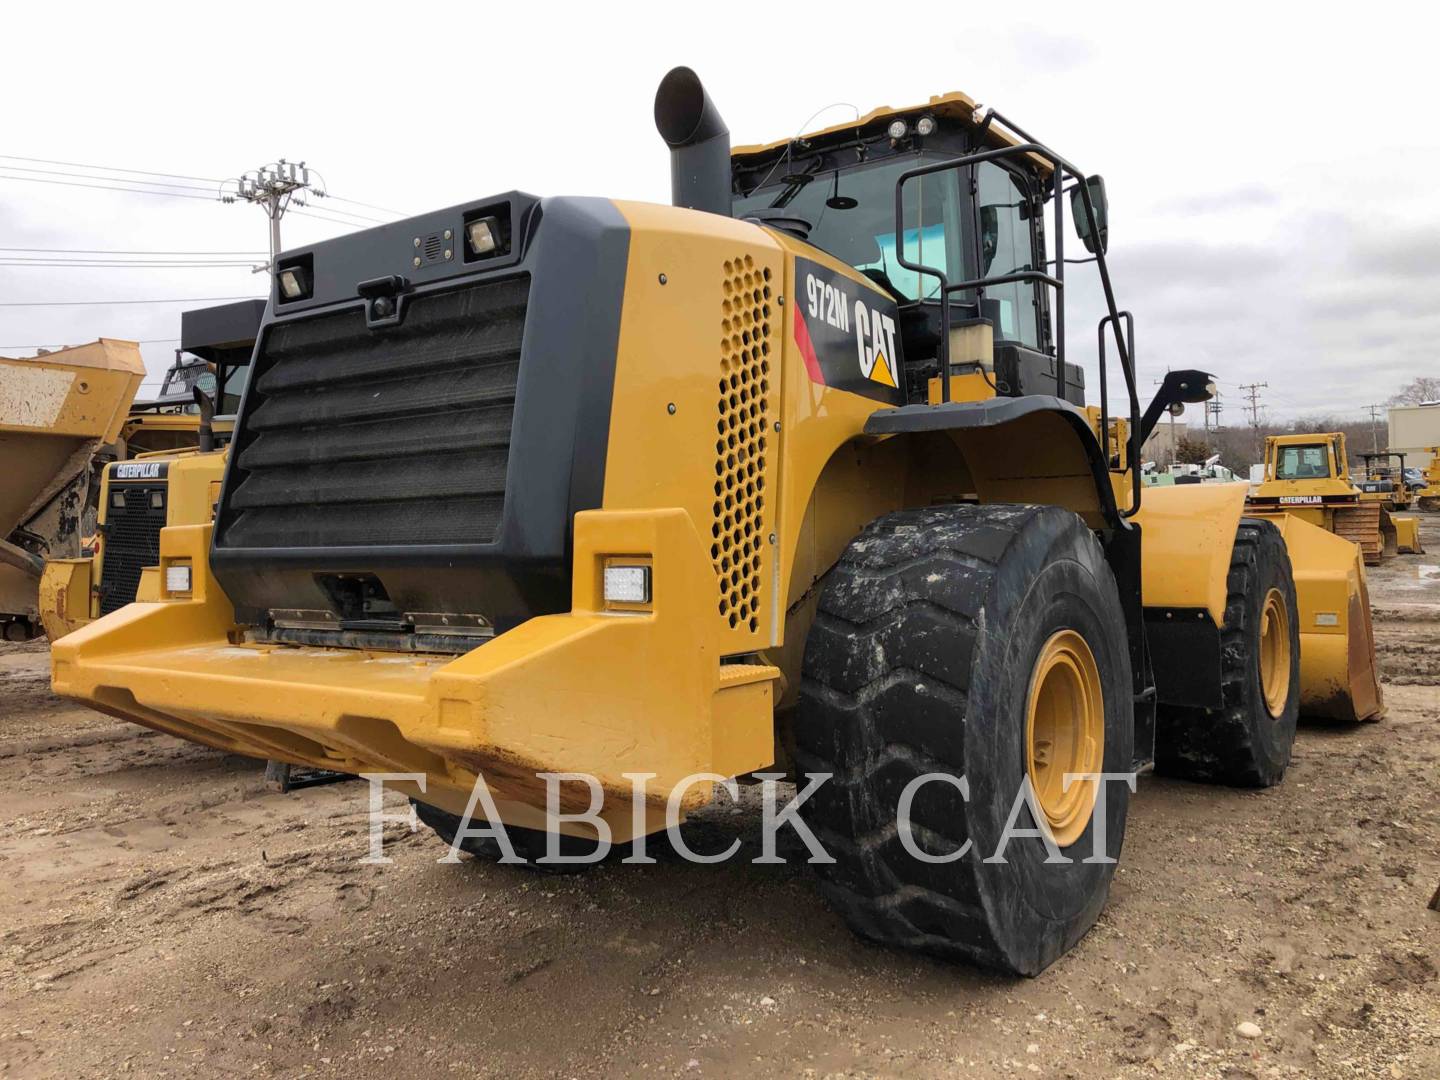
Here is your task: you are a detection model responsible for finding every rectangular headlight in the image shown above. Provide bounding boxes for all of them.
[165,562,192,595]
[603,565,651,605]
[277,266,308,301]
[465,216,500,257]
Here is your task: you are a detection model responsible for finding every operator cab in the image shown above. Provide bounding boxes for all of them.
[730,94,1092,406]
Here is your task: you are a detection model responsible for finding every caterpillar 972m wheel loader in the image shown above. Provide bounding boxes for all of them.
[52,68,1383,975]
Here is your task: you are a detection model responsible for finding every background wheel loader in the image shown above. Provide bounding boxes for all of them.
[51,67,1384,975]
[39,299,263,640]
[1247,432,1423,562]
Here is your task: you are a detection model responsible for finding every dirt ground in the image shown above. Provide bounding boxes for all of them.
[1,525,1436,1079]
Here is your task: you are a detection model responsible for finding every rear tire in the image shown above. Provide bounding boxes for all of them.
[1155,518,1299,787]
[794,504,1133,976]
[411,798,598,874]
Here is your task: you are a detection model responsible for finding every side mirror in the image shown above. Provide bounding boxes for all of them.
[980,205,999,273]
[1070,174,1108,255]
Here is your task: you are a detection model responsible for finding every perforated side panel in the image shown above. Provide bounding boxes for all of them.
[712,254,776,644]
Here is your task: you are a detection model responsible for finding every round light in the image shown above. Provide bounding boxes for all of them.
[916,116,936,136]
[886,119,908,140]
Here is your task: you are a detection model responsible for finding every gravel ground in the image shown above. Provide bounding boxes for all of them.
[0,520,1436,1078]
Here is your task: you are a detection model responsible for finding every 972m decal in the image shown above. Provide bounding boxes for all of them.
[793,257,905,404]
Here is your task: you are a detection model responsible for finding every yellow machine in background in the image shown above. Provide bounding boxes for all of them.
[1356,450,1417,512]
[1247,432,1422,562]
[52,69,1385,975]
[40,449,229,639]
[0,340,146,640]
[39,299,262,640]
[1415,446,1440,511]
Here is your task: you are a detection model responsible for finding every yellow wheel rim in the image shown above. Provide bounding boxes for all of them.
[1025,630,1105,849]
[1259,587,1291,718]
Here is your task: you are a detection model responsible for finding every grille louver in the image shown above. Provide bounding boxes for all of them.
[98,485,166,615]
[221,277,528,550]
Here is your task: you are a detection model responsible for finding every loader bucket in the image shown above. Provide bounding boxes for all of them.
[1,340,145,629]
[1272,514,1383,722]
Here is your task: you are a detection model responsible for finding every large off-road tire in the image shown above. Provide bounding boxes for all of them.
[794,504,1134,976]
[1155,518,1299,787]
[411,798,598,874]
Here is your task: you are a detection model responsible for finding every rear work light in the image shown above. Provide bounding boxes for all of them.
[465,216,501,257]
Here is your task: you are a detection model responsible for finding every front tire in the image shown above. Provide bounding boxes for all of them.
[794,504,1133,976]
[1155,518,1300,786]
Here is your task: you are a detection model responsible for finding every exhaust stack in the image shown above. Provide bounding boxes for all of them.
[654,66,731,218]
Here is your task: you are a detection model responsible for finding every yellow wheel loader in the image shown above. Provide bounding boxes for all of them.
[52,68,1383,975]
[40,300,262,640]
[1,340,145,640]
[1247,432,1423,562]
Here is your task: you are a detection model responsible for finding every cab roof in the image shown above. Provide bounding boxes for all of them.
[730,90,1053,173]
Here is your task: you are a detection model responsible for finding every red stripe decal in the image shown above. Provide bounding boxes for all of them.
[792,309,826,386]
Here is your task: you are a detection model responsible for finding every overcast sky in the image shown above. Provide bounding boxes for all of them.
[5,2,1435,423]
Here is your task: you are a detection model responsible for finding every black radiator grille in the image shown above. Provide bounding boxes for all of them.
[222,277,528,549]
[98,484,166,615]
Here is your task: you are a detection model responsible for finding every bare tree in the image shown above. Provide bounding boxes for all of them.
[1387,376,1440,406]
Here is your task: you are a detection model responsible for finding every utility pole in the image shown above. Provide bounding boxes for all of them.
[1207,388,1223,431]
[1153,371,1182,466]
[1364,403,1385,452]
[222,160,320,277]
[1240,382,1267,462]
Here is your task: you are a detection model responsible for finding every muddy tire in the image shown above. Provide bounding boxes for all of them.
[794,504,1133,976]
[411,799,598,874]
[1155,518,1299,787]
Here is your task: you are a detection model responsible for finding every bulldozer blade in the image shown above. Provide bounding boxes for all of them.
[1385,510,1425,555]
[1272,514,1384,723]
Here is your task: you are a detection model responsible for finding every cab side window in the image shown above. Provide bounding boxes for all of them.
[974,162,1041,349]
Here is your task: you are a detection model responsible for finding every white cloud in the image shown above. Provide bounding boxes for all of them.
[3,0,1435,415]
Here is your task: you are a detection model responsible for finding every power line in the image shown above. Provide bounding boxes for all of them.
[320,193,408,217]
[291,197,388,224]
[0,262,257,269]
[1,337,180,349]
[0,153,224,184]
[288,206,377,229]
[0,295,262,307]
[0,163,218,193]
[0,247,265,255]
[0,173,219,201]
[0,259,254,265]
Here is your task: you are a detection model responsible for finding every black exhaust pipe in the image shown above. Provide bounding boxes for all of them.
[654,66,731,218]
